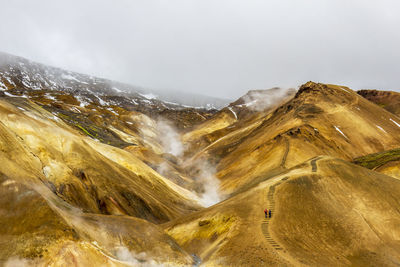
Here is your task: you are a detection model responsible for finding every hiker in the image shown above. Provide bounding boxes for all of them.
[269,209,272,218]
[264,208,268,218]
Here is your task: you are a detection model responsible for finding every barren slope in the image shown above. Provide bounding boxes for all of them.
[165,157,400,266]
[184,82,400,194]
[0,96,201,265]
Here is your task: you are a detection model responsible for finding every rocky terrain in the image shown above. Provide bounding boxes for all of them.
[1,53,400,266]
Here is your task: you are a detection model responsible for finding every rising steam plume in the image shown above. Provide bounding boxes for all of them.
[155,119,222,207]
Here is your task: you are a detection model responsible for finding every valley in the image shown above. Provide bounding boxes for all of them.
[1,54,400,266]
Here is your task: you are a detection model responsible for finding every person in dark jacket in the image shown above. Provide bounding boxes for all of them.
[264,208,268,218]
[269,209,272,218]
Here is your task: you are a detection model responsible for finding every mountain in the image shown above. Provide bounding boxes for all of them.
[0,52,221,130]
[183,82,400,194]
[0,95,203,265]
[358,89,400,117]
[150,89,231,110]
[165,157,400,266]
[0,52,229,109]
[1,53,400,266]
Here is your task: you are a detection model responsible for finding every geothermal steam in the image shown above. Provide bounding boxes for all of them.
[156,119,222,207]
[240,87,296,112]
[156,119,184,157]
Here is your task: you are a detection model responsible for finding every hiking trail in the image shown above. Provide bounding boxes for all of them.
[261,178,288,252]
[311,156,322,172]
[280,137,290,168]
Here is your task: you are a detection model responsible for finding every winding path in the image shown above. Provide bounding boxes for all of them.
[261,178,288,251]
[280,138,290,168]
[310,156,322,172]
[259,157,325,264]
[311,158,318,172]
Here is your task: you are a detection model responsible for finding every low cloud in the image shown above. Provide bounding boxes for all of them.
[2,1,400,98]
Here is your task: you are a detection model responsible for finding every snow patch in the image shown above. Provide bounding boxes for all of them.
[140,93,158,100]
[69,106,81,113]
[4,92,16,97]
[227,107,237,120]
[45,94,57,101]
[21,80,32,88]
[106,107,118,116]
[95,95,107,106]
[376,125,387,133]
[163,100,180,106]
[61,73,81,83]
[4,77,15,86]
[112,87,123,93]
[340,86,351,93]
[4,91,28,98]
[204,103,216,110]
[390,118,400,128]
[0,80,7,90]
[334,126,348,139]
[51,112,61,121]
[76,95,90,107]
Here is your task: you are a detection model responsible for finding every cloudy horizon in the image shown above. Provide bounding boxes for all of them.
[0,0,399,99]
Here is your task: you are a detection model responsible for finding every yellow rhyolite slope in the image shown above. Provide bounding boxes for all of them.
[0,97,199,265]
[184,82,400,194]
[2,81,400,266]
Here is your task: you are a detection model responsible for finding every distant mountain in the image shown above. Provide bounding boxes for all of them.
[358,89,400,117]
[0,51,227,110]
[0,52,219,130]
[151,89,231,110]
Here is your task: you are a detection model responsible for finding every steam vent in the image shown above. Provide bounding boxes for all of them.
[1,2,400,265]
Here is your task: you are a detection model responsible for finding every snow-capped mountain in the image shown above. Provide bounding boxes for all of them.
[0,51,226,111]
[0,52,225,131]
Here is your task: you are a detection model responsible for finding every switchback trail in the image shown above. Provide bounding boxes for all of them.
[261,177,289,252]
[310,156,323,172]
[280,138,290,168]
[257,159,327,266]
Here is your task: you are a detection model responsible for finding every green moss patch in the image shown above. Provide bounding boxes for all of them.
[353,148,400,169]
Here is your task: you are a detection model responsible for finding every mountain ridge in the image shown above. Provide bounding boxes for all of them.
[0,51,228,110]
[1,52,400,265]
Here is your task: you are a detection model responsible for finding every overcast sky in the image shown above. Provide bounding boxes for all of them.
[0,0,399,98]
